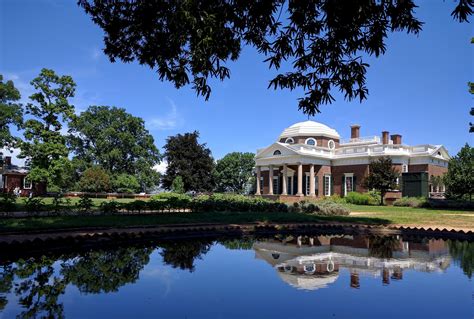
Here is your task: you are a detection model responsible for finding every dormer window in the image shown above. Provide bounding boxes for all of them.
[305,138,317,146]
[273,150,282,155]
[284,137,294,144]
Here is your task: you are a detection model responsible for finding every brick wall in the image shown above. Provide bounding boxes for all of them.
[331,164,370,196]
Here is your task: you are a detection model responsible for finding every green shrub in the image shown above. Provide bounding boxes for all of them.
[315,200,350,216]
[76,195,94,212]
[100,200,121,213]
[0,192,16,212]
[190,193,287,213]
[123,200,148,213]
[393,197,427,208]
[23,197,45,213]
[367,190,381,205]
[344,192,372,205]
[111,173,140,193]
[343,191,380,206]
[425,199,474,210]
[151,192,192,211]
[78,166,111,193]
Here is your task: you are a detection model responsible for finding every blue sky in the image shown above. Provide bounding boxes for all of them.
[1,0,472,163]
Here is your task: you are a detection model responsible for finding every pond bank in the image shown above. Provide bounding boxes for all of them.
[0,222,472,249]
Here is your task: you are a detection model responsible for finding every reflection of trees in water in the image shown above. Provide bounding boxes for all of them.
[8,256,67,319]
[159,240,213,272]
[0,246,153,318]
[61,247,153,294]
[448,240,474,279]
[368,236,401,259]
[0,265,14,311]
[220,238,255,250]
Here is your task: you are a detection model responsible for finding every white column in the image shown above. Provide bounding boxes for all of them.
[309,164,316,197]
[296,163,303,196]
[281,164,288,195]
[255,166,261,195]
[268,165,274,195]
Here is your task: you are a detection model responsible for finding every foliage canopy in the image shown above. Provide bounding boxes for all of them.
[79,0,472,115]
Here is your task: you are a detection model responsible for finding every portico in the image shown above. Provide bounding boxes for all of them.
[254,162,331,198]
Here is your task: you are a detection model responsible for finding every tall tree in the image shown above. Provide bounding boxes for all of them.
[162,131,215,192]
[444,143,474,200]
[79,0,472,115]
[363,156,399,205]
[0,74,23,152]
[68,106,161,191]
[214,152,255,193]
[20,69,76,191]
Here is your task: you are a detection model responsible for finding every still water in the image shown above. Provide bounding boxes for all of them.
[0,233,473,319]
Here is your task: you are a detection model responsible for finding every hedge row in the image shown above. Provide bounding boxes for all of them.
[101,193,349,216]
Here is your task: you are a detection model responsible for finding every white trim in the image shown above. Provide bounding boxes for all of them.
[23,177,32,190]
[343,173,354,196]
[324,175,331,197]
[284,137,295,144]
[305,138,317,146]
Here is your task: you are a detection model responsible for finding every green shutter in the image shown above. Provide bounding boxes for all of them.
[353,176,357,192]
[342,175,345,196]
[331,176,334,196]
[323,176,326,196]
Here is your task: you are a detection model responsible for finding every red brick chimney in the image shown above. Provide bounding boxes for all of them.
[390,134,402,145]
[4,156,12,166]
[382,131,389,145]
[351,125,360,139]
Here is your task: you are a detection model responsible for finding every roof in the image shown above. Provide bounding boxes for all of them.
[279,120,340,140]
[1,165,29,175]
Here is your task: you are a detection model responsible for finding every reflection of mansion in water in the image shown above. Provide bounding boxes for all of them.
[253,236,451,291]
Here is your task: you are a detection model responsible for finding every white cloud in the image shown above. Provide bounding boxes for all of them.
[148,98,183,131]
[91,48,101,61]
[153,161,168,174]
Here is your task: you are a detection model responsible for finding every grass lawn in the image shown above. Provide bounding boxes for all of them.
[347,204,474,230]
[0,204,473,233]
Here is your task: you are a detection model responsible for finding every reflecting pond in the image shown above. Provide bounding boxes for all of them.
[1,234,473,318]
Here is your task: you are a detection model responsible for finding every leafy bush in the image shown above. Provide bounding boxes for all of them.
[287,199,349,216]
[76,195,94,212]
[151,192,192,211]
[100,200,121,213]
[123,200,148,213]
[344,192,371,205]
[0,192,16,212]
[344,192,379,206]
[78,166,111,192]
[23,197,45,212]
[111,173,140,193]
[190,193,287,213]
[171,176,185,193]
[51,193,69,214]
[425,199,474,210]
[315,200,350,216]
[367,190,381,205]
[393,197,428,208]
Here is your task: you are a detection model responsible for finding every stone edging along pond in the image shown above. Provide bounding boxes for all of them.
[0,222,472,248]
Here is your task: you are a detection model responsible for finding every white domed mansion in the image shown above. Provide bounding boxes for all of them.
[254,121,450,202]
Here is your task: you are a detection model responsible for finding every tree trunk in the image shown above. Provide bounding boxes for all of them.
[380,191,385,206]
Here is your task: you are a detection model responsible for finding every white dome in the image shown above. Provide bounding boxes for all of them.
[279,120,340,139]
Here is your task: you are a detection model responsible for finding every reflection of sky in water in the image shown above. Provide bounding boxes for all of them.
[0,237,472,319]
